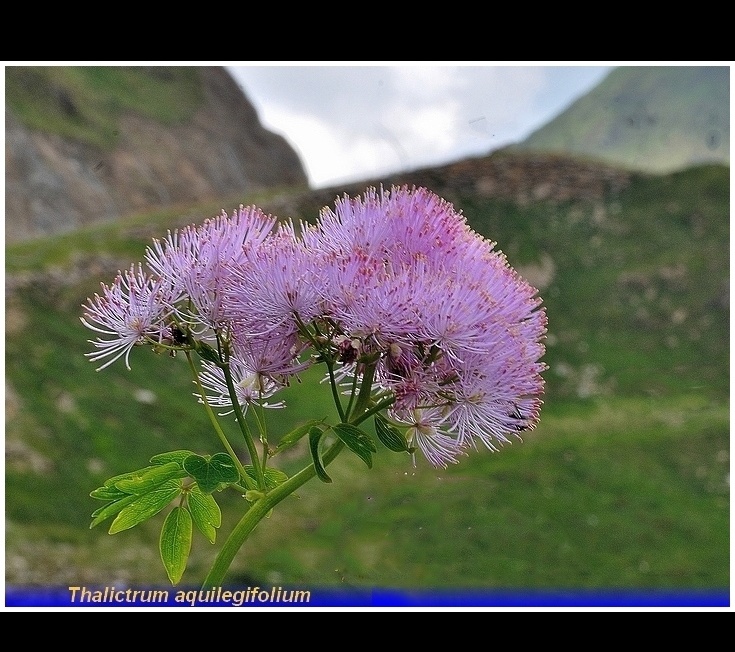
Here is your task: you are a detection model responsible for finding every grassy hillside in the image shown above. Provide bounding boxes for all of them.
[5,66,204,148]
[514,66,730,173]
[5,161,729,594]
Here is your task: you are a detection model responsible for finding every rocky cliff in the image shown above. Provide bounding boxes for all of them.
[5,66,308,243]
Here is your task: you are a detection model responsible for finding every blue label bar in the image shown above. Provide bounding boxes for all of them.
[4,587,730,608]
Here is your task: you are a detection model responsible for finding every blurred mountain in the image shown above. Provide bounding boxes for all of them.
[5,66,308,243]
[510,66,729,173]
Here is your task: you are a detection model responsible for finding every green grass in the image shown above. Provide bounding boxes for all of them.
[5,67,204,149]
[5,162,729,593]
[232,394,728,589]
[458,165,729,401]
[5,200,237,275]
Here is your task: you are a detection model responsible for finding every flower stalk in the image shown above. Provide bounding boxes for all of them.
[185,351,256,491]
[202,438,345,588]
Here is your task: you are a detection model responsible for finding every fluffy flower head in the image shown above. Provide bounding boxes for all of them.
[309,185,547,467]
[81,185,546,468]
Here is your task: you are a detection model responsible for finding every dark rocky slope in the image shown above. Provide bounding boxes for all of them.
[5,66,308,242]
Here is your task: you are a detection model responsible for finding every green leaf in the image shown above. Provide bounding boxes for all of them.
[150,450,196,467]
[160,506,193,585]
[183,453,240,494]
[90,460,184,503]
[101,466,158,488]
[188,487,221,544]
[90,484,129,501]
[194,340,221,364]
[114,462,186,495]
[244,466,290,490]
[108,479,182,534]
[308,426,332,483]
[333,423,376,469]
[89,493,140,529]
[374,415,412,453]
[272,420,324,455]
[264,467,289,488]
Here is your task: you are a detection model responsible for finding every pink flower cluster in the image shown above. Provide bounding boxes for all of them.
[82,186,547,467]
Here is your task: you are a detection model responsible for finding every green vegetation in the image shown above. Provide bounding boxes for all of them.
[5,163,729,592]
[514,66,729,173]
[459,164,729,402]
[5,66,204,148]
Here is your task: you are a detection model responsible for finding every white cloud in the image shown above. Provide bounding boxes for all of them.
[382,103,462,169]
[263,106,405,187]
[228,64,613,189]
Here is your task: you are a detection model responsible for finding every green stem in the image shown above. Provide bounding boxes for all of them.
[342,370,360,423]
[200,327,395,588]
[220,363,266,492]
[185,352,255,490]
[351,394,396,426]
[324,359,346,422]
[201,439,345,588]
[349,360,378,422]
[293,312,346,422]
[253,402,269,472]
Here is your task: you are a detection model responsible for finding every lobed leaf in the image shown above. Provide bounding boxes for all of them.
[188,486,221,544]
[89,493,140,529]
[244,466,290,490]
[115,462,186,495]
[183,453,240,494]
[90,484,129,502]
[194,341,221,364]
[333,423,376,469]
[101,466,158,488]
[374,415,412,453]
[159,506,193,585]
[150,450,196,467]
[108,479,182,534]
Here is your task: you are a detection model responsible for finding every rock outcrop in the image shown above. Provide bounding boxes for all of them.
[285,150,634,225]
[5,66,308,242]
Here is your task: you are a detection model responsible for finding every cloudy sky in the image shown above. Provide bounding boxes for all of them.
[227,63,615,189]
